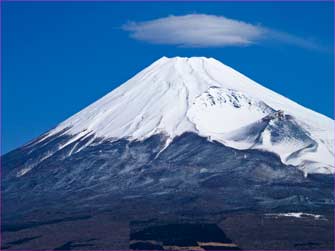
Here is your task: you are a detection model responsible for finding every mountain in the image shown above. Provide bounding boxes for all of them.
[2,57,333,250]
[10,56,334,176]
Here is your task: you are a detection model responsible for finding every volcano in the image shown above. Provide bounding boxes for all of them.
[2,57,334,250]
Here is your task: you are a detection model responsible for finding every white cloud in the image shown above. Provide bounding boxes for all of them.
[123,14,265,47]
[122,14,322,50]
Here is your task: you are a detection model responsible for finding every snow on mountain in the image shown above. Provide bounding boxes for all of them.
[41,56,333,174]
[224,112,333,174]
[188,87,275,133]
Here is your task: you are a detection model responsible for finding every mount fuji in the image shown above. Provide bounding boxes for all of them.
[2,57,334,250]
[11,56,334,175]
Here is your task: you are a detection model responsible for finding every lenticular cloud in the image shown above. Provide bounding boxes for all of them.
[122,14,323,50]
[122,14,265,47]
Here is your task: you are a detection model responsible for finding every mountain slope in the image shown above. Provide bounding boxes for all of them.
[3,131,332,218]
[24,56,333,175]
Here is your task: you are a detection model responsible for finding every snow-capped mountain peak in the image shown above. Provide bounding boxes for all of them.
[35,56,334,174]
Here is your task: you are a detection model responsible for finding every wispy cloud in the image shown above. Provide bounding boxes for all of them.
[122,14,324,50]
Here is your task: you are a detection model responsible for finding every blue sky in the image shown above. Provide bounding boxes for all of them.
[2,1,334,153]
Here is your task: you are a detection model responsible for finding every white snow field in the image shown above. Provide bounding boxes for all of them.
[46,56,334,174]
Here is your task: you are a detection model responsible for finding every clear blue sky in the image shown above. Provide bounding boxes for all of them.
[2,1,334,154]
